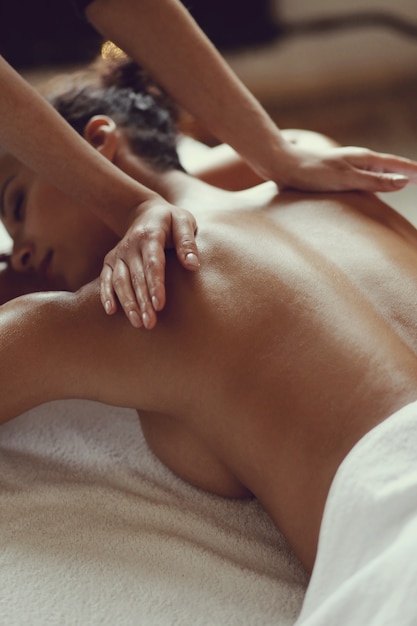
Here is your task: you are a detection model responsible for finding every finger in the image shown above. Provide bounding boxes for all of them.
[112,258,145,329]
[128,256,159,329]
[126,218,167,320]
[172,212,200,271]
[100,263,118,315]
[139,236,167,313]
[345,149,417,182]
[373,153,417,181]
[350,168,409,193]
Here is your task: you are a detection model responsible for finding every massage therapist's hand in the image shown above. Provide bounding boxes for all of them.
[100,198,199,329]
[280,144,417,193]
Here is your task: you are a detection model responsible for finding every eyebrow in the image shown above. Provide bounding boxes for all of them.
[0,175,15,219]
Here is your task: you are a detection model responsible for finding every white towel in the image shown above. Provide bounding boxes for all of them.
[296,399,417,626]
[0,399,307,625]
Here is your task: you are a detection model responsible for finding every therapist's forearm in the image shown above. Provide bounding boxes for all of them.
[85,0,292,184]
[0,56,159,235]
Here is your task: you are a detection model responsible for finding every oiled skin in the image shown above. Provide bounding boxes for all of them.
[2,186,417,572]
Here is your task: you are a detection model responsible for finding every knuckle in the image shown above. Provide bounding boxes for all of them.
[122,299,137,311]
[119,239,131,254]
[180,237,195,249]
[134,226,153,242]
[144,254,163,273]
[131,272,145,288]
[112,274,126,289]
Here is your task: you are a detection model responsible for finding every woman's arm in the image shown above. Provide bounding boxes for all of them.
[85,0,417,192]
[186,129,341,191]
[183,142,263,191]
[0,55,199,327]
[0,280,158,425]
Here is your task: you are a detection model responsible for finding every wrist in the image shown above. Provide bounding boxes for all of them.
[120,193,166,236]
[254,143,299,188]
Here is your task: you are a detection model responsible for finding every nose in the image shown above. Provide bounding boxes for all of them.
[11,242,34,273]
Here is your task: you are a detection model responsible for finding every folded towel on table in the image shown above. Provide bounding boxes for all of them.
[0,399,307,625]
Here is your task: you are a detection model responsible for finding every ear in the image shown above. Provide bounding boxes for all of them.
[83,115,118,161]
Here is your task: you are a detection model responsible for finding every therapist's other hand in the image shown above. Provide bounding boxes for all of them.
[281,145,417,193]
[100,199,199,329]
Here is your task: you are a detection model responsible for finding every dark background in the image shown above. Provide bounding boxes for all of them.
[0,0,279,69]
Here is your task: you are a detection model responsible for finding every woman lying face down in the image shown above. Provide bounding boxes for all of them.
[0,58,186,296]
[1,57,417,574]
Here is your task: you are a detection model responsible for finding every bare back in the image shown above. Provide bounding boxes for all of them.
[3,185,417,570]
[137,187,417,569]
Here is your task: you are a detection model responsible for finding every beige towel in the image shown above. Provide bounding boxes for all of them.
[1,399,307,625]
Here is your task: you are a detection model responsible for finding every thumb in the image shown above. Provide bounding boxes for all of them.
[171,211,200,271]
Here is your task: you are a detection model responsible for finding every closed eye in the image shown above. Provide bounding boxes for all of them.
[13,192,25,222]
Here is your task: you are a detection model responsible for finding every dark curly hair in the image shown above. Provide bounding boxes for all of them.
[43,54,184,172]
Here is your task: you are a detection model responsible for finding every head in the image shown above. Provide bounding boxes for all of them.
[0,56,184,291]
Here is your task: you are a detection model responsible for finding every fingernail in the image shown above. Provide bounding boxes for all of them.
[104,300,112,314]
[152,295,160,311]
[185,252,199,268]
[391,175,408,187]
[142,311,151,329]
[128,310,142,328]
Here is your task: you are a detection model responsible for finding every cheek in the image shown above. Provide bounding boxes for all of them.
[31,184,104,247]
[30,182,117,263]
[84,226,119,259]
[66,214,118,270]
[27,185,71,234]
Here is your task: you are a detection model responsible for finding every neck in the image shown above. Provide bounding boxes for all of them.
[116,145,234,214]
